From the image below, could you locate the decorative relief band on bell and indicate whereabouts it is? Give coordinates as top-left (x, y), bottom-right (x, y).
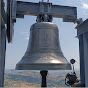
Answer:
top-left (30, 22), bottom-right (58, 30)
top-left (16, 63), bottom-right (71, 70)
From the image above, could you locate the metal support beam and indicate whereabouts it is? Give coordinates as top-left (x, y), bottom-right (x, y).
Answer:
top-left (7, 0), bottom-right (77, 43)
top-left (16, 1), bottom-right (77, 22)
top-left (76, 19), bottom-right (88, 36)
top-left (1, 0), bottom-right (7, 24)
top-left (0, 0), bottom-right (6, 87)
top-left (0, 26), bottom-right (6, 87)
top-left (0, 0), bottom-right (1, 85)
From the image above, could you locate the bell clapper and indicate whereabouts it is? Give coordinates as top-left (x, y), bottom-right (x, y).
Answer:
top-left (40, 70), bottom-right (48, 87)
top-left (65, 59), bottom-right (79, 86)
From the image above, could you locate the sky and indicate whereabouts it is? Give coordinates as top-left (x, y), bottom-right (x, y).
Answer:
top-left (4, 0), bottom-right (88, 70)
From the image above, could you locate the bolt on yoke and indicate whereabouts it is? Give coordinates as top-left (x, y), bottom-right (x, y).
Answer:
top-left (7, 0), bottom-right (77, 43)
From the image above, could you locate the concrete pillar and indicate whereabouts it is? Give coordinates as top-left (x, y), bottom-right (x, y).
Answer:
top-left (83, 32), bottom-right (88, 87)
top-left (79, 34), bottom-right (85, 84)
top-left (76, 19), bottom-right (88, 87)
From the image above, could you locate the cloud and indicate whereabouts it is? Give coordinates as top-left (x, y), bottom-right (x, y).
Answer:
top-left (80, 0), bottom-right (88, 9)
top-left (25, 37), bottom-right (29, 40)
top-left (20, 32), bottom-right (28, 35)
top-left (20, 32), bottom-right (29, 40)
top-left (82, 2), bottom-right (88, 9)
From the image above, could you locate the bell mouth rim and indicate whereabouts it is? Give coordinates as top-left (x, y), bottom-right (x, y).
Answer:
top-left (16, 63), bottom-right (72, 70)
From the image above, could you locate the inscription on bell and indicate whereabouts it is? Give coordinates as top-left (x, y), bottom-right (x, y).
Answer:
top-left (39, 29), bottom-right (51, 48)
top-left (39, 28), bottom-right (59, 49)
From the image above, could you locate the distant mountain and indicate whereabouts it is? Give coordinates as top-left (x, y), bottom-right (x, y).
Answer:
top-left (4, 69), bottom-right (80, 87)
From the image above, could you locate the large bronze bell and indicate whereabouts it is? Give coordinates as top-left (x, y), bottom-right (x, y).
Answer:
top-left (16, 22), bottom-right (71, 70)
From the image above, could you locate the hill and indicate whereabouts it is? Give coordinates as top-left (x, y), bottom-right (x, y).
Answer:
top-left (4, 69), bottom-right (80, 87)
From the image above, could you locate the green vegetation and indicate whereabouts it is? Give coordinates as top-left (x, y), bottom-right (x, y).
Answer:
top-left (4, 70), bottom-right (80, 87)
